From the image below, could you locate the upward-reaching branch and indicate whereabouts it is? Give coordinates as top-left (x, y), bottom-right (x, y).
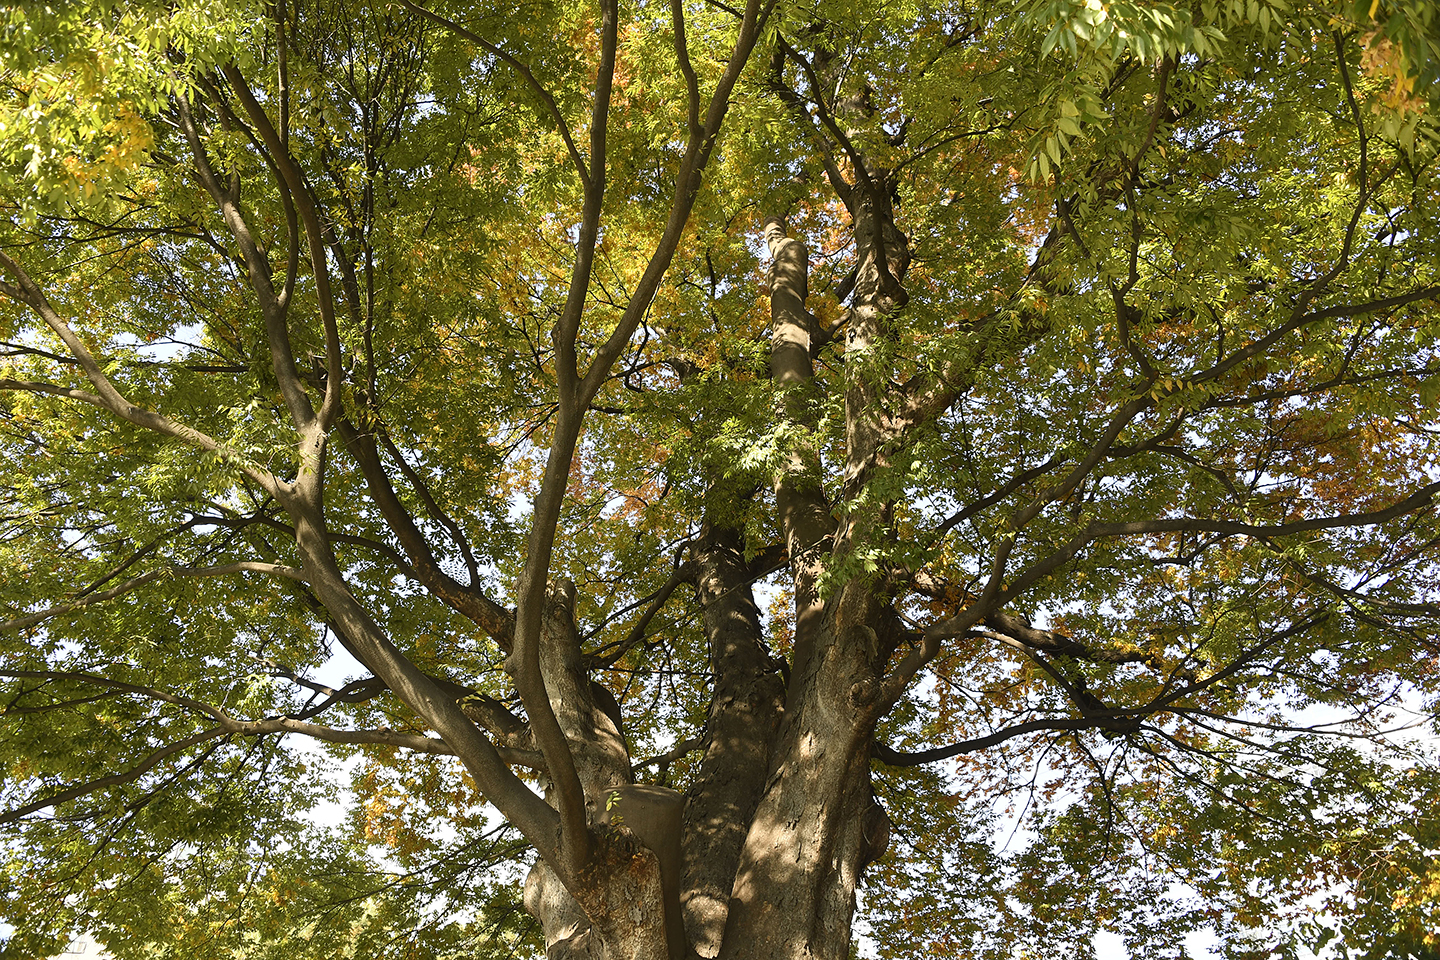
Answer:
top-left (336, 419), bottom-right (514, 644)
top-left (763, 217), bottom-right (835, 709)
top-left (578, 0), bottom-right (781, 407)
top-left (221, 66), bottom-right (346, 435)
top-left (275, 491), bottom-right (566, 869)
top-left (175, 95), bottom-right (314, 432)
top-left (507, 0), bottom-right (782, 875)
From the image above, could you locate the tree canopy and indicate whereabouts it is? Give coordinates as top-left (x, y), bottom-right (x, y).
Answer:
top-left (2, 1), bottom-right (1440, 958)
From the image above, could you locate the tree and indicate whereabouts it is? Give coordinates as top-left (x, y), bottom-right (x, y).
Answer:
top-left (2, 0), bottom-right (1440, 957)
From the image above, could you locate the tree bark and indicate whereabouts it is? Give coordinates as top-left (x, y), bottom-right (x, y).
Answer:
top-left (716, 614), bottom-right (881, 960)
top-left (762, 218), bottom-right (835, 719)
top-left (682, 523), bottom-right (785, 957)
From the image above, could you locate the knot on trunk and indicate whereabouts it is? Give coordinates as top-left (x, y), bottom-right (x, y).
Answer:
top-left (859, 797), bottom-right (891, 871)
top-left (847, 677), bottom-right (880, 709)
top-left (549, 577), bottom-right (578, 615)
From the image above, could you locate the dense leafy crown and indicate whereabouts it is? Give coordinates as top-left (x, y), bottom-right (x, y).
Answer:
top-left (1, 0), bottom-right (1439, 958)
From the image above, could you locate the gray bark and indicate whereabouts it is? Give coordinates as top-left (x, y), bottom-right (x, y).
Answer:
top-left (681, 524), bottom-right (785, 957)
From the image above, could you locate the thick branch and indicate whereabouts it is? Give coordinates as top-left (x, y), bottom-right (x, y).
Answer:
top-left (763, 217), bottom-right (835, 712)
top-left (277, 499), bottom-right (567, 872)
top-left (983, 611), bottom-right (1155, 666)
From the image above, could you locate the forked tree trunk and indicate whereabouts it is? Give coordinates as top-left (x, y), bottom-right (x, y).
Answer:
top-left (523, 207), bottom-right (905, 960)
top-left (524, 602), bottom-right (884, 960)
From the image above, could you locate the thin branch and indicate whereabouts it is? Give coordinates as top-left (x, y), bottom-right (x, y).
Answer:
top-left (872, 716), bottom-right (1108, 766)
top-left (926, 452), bottom-right (1068, 547)
top-left (193, 72), bottom-right (300, 310)
top-left (1191, 284), bottom-right (1440, 390)
top-left (1, 562), bottom-right (307, 633)
top-left (174, 95), bottom-right (314, 431)
top-left (396, 0), bottom-right (590, 186)
top-left (983, 482), bottom-right (1440, 621)
top-left (0, 727), bottom-right (230, 824)
top-left (577, 0), bottom-right (781, 407)
top-left (373, 423), bottom-right (482, 587)
top-left (670, 0), bottom-right (701, 144)
top-left (632, 734), bottom-right (704, 773)
top-left (586, 557), bottom-right (694, 668)
top-left (221, 66), bottom-right (345, 432)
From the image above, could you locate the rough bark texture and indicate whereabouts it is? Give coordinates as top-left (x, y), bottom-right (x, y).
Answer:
top-left (763, 219), bottom-right (836, 719)
top-left (715, 611), bottom-right (886, 960)
top-left (523, 581), bottom-right (679, 960)
top-left (710, 216), bottom-right (900, 960)
top-left (681, 524), bottom-right (785, 957)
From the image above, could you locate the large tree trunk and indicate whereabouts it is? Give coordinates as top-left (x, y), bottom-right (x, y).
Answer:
top-left (716, 613), bottom-right (884, 960)
top-left (716, 209), bottom-right (902, 960)
top-left (681, 522), bottom-right (786, 957)
top-left (522, 183), bottom-right (910, 960)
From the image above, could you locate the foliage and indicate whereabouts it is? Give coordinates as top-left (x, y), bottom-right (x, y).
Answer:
top-left (1, 0), bottom-right (1438, 958)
